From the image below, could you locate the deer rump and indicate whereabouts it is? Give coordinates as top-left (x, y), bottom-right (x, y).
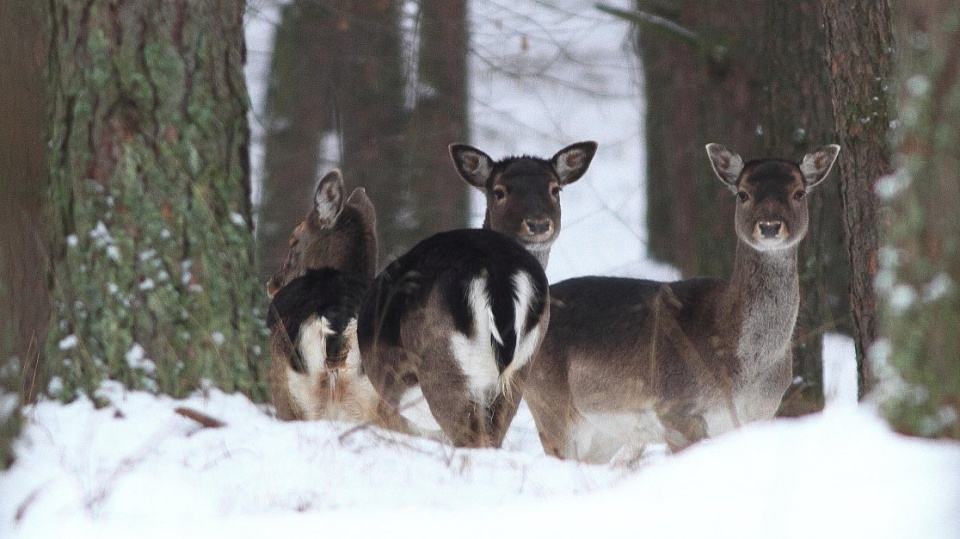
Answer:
top-left (357, 229), bottom-right (549, 446)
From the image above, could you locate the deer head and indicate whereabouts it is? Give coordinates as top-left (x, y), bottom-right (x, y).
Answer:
top-left (449, 141), bottom-right (597, 267)
top-left (266, 169), bottom-right (377, 297)
top-left (707, 143), bottom-right (840, 253)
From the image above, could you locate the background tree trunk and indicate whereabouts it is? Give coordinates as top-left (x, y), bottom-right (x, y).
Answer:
top-left (758, 0), bottom-right (849, 416)
top-left (405, 0), bottom-right (470, 236)
top-left (880, 0), bottom-right (960, 440)
top-left (822, 0), bottom-right (895, 397)
top-left (46, 0), bottom-right (267, 403)
top-left (0, 0), bottom-right (47, 468)
top-left (636, 0), bottom-right (764, 279)
top-left (256, 0), bottom-right (337, 281)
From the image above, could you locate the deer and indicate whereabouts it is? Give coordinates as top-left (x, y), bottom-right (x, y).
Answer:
top-left (449, 141), bottom-right (598, 268)
top-left (522, 143), bottom-right (841, 464)
top-left (265, 169), bottom-right (389, 424)
top-left (357, 228), bottom-right (550, 448)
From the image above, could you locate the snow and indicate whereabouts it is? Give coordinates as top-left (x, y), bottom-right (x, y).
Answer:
top-left (4, 2), bottom-right (957, 538)
top-left (3, 374), bottom-right (959, 539)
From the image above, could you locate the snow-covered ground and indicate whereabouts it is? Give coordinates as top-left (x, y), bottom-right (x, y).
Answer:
top-left (4, 2), bottom-right (957, 538)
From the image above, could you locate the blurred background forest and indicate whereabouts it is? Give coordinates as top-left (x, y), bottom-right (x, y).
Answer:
top-left (2, 0), bottom-right (958, 469)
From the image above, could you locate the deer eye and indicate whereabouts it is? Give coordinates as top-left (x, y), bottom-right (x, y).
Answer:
top-left (493, 187), bottom-right (507, 201)
top-left (737, 191), bottom-right (750, 203)
top-left (793, 190), bottom-right (806, 200)
top-left (551, 186), bottom-right (561, 198)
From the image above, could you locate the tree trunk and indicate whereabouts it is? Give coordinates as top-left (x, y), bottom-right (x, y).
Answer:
top-left (334, 1), bottom-right (411, 263)
top-left (822, 0), bottom-right (895, 396)
top-left (256, 0), bottom-right (337, 282)
top-left (406, 0), bottom-right (470, 236)
top-left (46, 0), bottom-right (267, 403)
top-left (759, 0), bottom-right (848, 416)
top-left (637, 0), bottom-right (764, 278)
top-left (0, 0), bottom-right (47, 468)
top-left (880, 0), bottom-right (960, 440)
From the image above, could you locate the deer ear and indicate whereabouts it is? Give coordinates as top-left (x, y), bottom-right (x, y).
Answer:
top-left (449, 144), bottom-right (493, 189)
top-left (800, 144), bottom-right (840, 190)
top-left (705, 143), bottom-right (744, 193)
top-left (551, 141), bottom-right (598, 185)
top-left (314, 169), bottom-right (346, 226)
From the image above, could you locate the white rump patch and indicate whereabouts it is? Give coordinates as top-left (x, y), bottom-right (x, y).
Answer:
top-left (449, 276), bottom-right (500, 401)
top-left (499, 271), bottom-right (543, 394)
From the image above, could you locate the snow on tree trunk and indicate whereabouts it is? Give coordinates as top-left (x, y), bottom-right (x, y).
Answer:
top-left (46, 0), bottom-right (268, 403)
top-left (878, 0), bottom-right (960, 440)
top-left (822, 0), bottom-right (895, 397)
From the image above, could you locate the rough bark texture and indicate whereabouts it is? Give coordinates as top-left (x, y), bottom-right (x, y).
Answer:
top-left (823, 0), bottom-right (894, 396)
top-left (759, 0), bottom-right (848, 416)
top-left (406, 0), bottom-right (470, 236)
top-left (881, 0), bottom-right (960, 439)
top-left (0, 0), bottom-right (47, 469)
top-left (46, 0), bottom-right (267, 402)
top-left (638, 0), bottom-right (764, 278)
top-left (256, 0), bottom-right (337, 282)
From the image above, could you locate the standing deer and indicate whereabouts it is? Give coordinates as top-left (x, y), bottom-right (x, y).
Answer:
top-left (449, 141), bottom-right (597, 268)
top-left (523, 143), bottom-right (840, 463)
top-left (357, 228), bottom-right (550, 447)
top-left (266, 169), bottom-right (385, 423)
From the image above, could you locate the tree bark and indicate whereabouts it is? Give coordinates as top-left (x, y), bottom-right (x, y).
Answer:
top-left (0, 0), bottom-right (47, 469)
top-left (46, 0), bottom-right (267, 402)
top-left (334, 0), bottom-right (411, 263)
top-left (406, 0), bottom-right (470, 236)
top-left (823, 0), bottom-right (895, 396)
top-left (759, 0), bottom-right (848, 416)
top-left (256, 0), bottom-right (337, 282)
top-left (637, 0), bottom-right (764, 278)
top-left (881, 0), bottom-right (960, 440)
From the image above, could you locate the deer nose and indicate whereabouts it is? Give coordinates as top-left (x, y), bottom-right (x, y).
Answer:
top-left (758, 221), bottom-right (782, 238)
top-left (525, 218), bottom-right (552, 236)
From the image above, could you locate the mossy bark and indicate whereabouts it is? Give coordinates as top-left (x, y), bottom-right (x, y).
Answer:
top-left (46, 0), bottom-right (268, 403)
top-left (880, 0), bottom-right (960, 439)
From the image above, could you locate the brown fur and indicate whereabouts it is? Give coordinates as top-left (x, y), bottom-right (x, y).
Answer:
top-left (524, 144), bottom-right (840, 463)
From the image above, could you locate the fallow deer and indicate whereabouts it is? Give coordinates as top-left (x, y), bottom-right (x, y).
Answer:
top-left (523, 143), bottom-right (840, 463)
top-left (266, 169), bottom-right (384, 423)
top-left (449, 141), bottom-right (598, 268)
top-left (357, 228), bottom-right (550, 448)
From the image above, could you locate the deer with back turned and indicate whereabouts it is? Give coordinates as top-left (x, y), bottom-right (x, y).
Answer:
top-left (522, 143), bottom-right (841, 463)
top-left (265, 169), bottom-right (386, 423)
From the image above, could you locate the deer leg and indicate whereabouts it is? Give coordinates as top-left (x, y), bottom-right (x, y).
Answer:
top-left (657, 402), bottom-right (708, 453)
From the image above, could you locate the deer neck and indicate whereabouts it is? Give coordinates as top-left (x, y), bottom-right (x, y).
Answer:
top-left (722, 240), bottom-right (800, 375)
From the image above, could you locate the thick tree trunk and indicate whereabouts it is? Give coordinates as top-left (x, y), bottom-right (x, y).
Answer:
top-left (335, 1), bottom-right (411, 263)
top-left (881, 0), bottom-right (960, 440)
top-left (823, 0), bottom-right (895, 396)
top-left (0, 0), bottom-right (47, 468)
top-left (638, 0), bottom-right (764, 278)
top-left (256, 0), bottom-right (337, 282)
top-left (46, 0), bottom-right (267, 402)
top-left (406, 0), bottom-right (470, 236)
top-left (759, 1), bottom-right (848, 416)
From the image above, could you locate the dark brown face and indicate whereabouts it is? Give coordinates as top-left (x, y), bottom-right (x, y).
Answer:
top-left (733, 160), bottom-right (810, 252)
top-left (486, 160), bottom-right (563, 252)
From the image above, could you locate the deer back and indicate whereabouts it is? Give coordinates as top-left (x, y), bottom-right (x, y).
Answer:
top-left (357, 228), bottom-right (549, 447)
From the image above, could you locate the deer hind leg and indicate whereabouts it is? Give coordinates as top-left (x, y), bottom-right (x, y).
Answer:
top-left (487, 368), bottom-right (527, 448)
top-left (657, 402), bottom-right (708, 453)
